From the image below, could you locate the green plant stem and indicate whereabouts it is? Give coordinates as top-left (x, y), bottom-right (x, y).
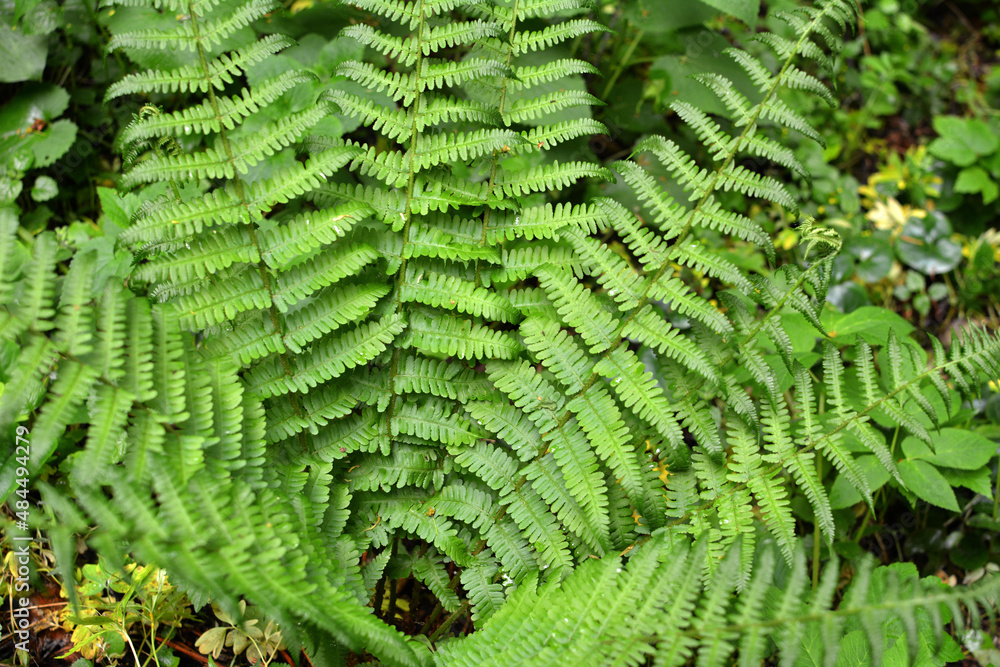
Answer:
top-left (875, 427), bottom-right (902, 528)
top-left (185, 1), bottom-right (310, 442)
top-left (122, 624), bottom-right (143, 667)
top-left (384, 0), bottom-right (428, 436)
top-left (601, 26), bottom-right (644, 102)
top-left (428, 601), bottom-right (471, 643)
top-left (853, 510), bottom-right (871, 543)
top-left (812, 453), bottom-right (822, 588)
top-left (423, 600), bottom-right (445, 632)
top-left (387, 576), bottom-right (398, 624)
top-left (423, 565), bottom-right (466, 635)
top-left (993, 459), bottom-right (1000, 521)
top-left (373, 576), bottom-right (386, 620)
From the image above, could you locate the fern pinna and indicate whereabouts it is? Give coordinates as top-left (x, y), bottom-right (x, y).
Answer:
top-left (1, 0), bottom-right (999, 665)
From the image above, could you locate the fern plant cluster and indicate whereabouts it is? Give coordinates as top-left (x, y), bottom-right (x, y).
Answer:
top-left (2, 0), bottom-right (1000, 664)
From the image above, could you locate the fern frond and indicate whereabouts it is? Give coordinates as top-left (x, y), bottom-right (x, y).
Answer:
top-left (418, 96), bottom-right (504, 132)
top-left (521, 118), bottom-right (608, 151)
top-left (505, 90), bottom-right (604, 124)
top-left (245, 313), bottom-right (404, 399)
top-left (336, 59), bottom-right (509, 105)
top-left (400, 268), bottom-right (521, 323)
top-left (491, 243), bottom-right (580, 284)
top-left (394, 354), bottom-right (496, 402)
top-left (408, 310), bottom-right (523, 360)
top-left (133, 228), bottom-right (257, 284)
top-left (510, 19), bottom-right (607, 54)
top-left (647, 275), bottom-right (733, 336)
top-left (620, 306), bottom-right (718, 385)
top-left (536, 267), bottom-right (618, 353)
top-left (344, 21), bottom-right (500, 67)
top-left (108, 0), bottom-right (276, 52)
top-left (118, 71), bottom-right (315, 146)
top-left (485, 202), bottom-right (601, 244)
top-left (559, 228), bottom-right (645, 309)
top-left (271, 244), bottom-right (378, 312)
top-left (510, 59), bottom-right (600, 90)
top-left (498, 161), bottom-right (614, 197)
top-left (413, 129), bottom-right (523, 171)
top-left (121, 105), bottom-right (329, 189)
top-left (594, 347), bottom-right (685, 452)
top-left (105, 34), bottom-right (294, 99)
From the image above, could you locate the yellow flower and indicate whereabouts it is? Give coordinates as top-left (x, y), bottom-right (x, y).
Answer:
top-left (866, 198), bottom-right (908, 231)
top-left (777, 228), bottom-right (798, 250)
top-left (866, 197), bottom-right (925, 233)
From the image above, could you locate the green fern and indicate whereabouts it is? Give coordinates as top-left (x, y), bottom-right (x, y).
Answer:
top-left (3, 0), bottom-right (1000, 665)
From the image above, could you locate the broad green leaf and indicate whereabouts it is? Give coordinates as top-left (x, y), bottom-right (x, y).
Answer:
top-left (928, 116), bottom-right (999, 167)
top-left (195, 626), bottom-right (229, 658)
top-left (697, 0), bottom-right (759, 26)
top-left (624, 0), bottom-right (716, 33)
top-left (847, 236), bottom-right (893, 282)
top-left (834, 630), bottom-right (871, 666)
top-left (940, 467), bottom-right (992, 497)
top-left (24, 118), bottom-right (76, 167)
top-left (0, 83), bottom-right (69, 133)
top-left (829, 454), bottom-right (891, 509)
top-left (30, 174), bottom-right (57, 201)
top-left (822, 306), bottom-right (914, 346)
top-left (901, 429), bottom-right (998, 470)
top-left (955, 166), bottom-right (999, 204)
top-left (897, 458), bottom-right (959, 511)
top-left (0, 18), bottom-right (47, 82)
top-left (504, 48), bottom-right (592, 128)
top-left (97, 187), bottom-right (131, 229)
top-left (14, 0), bottom-right (44, 25)
top-left (896, 212), bottom-right (962, 276)
top-left (0, 84), bottom-right (77, 167)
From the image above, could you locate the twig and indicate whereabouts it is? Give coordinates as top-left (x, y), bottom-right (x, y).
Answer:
top-left (155, 635), bottom-right (209, 664)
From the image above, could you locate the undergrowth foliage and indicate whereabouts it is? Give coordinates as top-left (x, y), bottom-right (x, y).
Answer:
top-left (2, 0), bottom-right (1000, 665)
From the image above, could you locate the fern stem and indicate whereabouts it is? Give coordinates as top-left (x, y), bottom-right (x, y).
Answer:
top-left (599, 27), bottom-right (643, 102)
top-left (424, 600), bottom-right (444, 631)
top-left (374, 573), bottom-right (386, 620)
top-left (384, 0), bottom-right (428, 435)
top-left (812, 454), bottom-right (822, 587)
top-left (184, 0), bottom-right (308, 431)
top-left (387, 574), bottom-right (398, 624)
top-left (994, 458), bottom-right (1000, 521)
top-left (852, 510), bottom-right (871, 543)
top-left (427, 601), bottom-right (470, 643)
top-left (474, 0), bottom-right (520, 289)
